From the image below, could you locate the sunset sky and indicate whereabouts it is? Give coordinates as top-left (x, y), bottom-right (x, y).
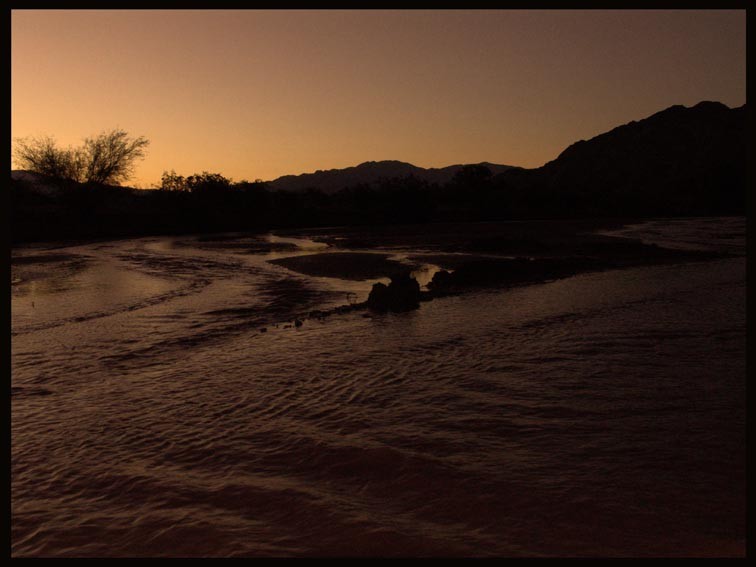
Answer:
top-left (11, 9), bottom-right (746, 188)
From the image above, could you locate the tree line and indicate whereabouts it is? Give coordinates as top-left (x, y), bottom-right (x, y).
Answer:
top-left (11, 126), bottom-right (746, 244)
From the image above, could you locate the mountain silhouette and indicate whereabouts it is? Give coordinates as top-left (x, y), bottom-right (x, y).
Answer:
top-left (11, 100), bottom-right (745, 243)
top-left (493, 101), bottom-right (746, 216)
top-left (267, 160), bottom-right (518, 193)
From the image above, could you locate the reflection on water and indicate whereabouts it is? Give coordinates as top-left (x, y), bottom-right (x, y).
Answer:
top-left (11, 218), bottom-right (745, 557)
top-left (263, 234), bottom-right (330, 260)
top-left (594, 216), bottom-right (746, 254)
top-left (409, 264), bottom-right (441, 288)
top-left (266, 233), bottom-right (330, 251)
top-left (386, 252), bottom-right (442, 289)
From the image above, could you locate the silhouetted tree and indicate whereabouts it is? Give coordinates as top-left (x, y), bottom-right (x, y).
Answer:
top-left (82, 129), bottom-right (149, 185)
top-left (13, 129), bottom-right (149, 186)
top-left (185, 172), bottom-right (232, 194)
top-left (13, 136), bottom-right (85, 183)
top-left (160, 170), bottom-right (188, 191)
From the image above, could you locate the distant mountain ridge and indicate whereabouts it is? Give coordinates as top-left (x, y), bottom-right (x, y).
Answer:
top-left (543, 100), bottom-right (744, 170)
top-left (11, 100), bottom-right (745, 240)
top-left (264, 100), bottom-right (744, 203)
top-left (266, 160), bottom-right (519, 193)
top-left (497, 100), bottom-right (746, 216)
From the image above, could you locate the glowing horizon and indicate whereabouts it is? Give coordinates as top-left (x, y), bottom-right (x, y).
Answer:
top-left (11, 9), bottom-right (746, 188)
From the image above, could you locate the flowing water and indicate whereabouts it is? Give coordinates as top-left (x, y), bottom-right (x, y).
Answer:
top-left (11, 217), bottom-right (745, 557)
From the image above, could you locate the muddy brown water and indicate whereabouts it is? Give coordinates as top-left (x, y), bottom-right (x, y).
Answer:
top-left (11, 217), bottom-right (745, 557)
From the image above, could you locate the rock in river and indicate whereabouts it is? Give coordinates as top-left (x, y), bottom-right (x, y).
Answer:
top-left (367, 273), bottom-right (421, 313)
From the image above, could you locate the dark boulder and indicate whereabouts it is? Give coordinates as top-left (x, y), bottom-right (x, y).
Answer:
top-left (427, 269), bottom-right (454, 292)
top-left (367, 282), bottom-right (390, 310)
top-left (367, 272), bottom-right (421, 312)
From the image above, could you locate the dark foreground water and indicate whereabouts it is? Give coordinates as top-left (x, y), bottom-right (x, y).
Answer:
top-left (11, 217), bottom-right (745, 557)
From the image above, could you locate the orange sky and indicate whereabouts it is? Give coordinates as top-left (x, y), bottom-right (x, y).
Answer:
top-left (11, 9), bottom-right (746, 188)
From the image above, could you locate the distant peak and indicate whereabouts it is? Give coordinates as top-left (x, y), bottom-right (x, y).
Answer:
top-left (639, 100), bottom-right (733, 123)
top-left (663, 104), bottom-right (687, 112)
top-left (356, 160), bottom-right (414, 167)
top-left (657, 101), bottom-right (730, 116)
top-left (691, 100), bottom-right (729, 111)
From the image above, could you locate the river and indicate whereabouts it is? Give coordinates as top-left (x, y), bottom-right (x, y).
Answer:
top-left (11, 216), bottom-right (745, 557)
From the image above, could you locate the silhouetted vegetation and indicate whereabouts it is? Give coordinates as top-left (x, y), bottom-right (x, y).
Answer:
top-left (10, 102), bottom-right (745, 244)
top-left (13, 136), bottom-right (83, 183)
top-left (14, 129), bottom-right (149, 187)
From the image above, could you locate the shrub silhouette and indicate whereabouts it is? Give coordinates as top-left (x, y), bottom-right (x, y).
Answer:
top-left (14, 129), bottom-right (149, 186)
top-left (82, 130), bottom-right (149, 185)
top-left (160, 170), bottom-right (188, 191)
top-left (185, 172), bottom-right (232, 194)
top-left (13, 136), bottom-right (85, 183)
